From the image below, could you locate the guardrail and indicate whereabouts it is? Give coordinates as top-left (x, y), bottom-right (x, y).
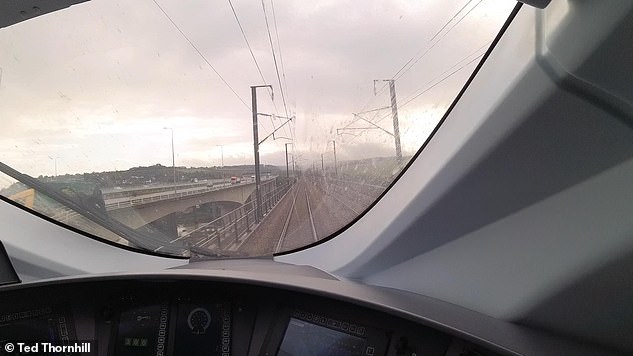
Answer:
top-left (104, 179), bottom-right (272, 210)
top-left (102, 181), bottom-right (219, 200)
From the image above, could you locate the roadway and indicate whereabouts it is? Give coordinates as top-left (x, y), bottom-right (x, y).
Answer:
top-left (102, 177), bottom-right (267, 211)
top-left (101, 179), bottom-right (226, 195)
top-left (104, 182), bottom-right (232, 209)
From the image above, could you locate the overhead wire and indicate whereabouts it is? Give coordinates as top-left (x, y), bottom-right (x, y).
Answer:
top-left (226, 0), bottom-right (284, 144)
top-left (393, 0), bottom-right (483, 83)
top-left (227, 0), bottom-right (268, 88)
top-left (428, 0), bottom-right (474, 42)
top-left (355, 0), bottom-right (481, 115)
top-left (344, 45), bottom-right (487, 145)
top-left (151, 0), bottom-right (250, 111)
top-left (352, 2), bottom-right (484, 134)
top-left (399, 53), bottom-right (483, 109)
top-left (270, 0), bottom-right (290, 100)
top-left (353, 2), bottom-right (486, 132)
top-left (261, 0), bottom-right (290, 122)
top-left (391, 0), bottom-right (474, 81)
top-left (379, 47), bottom-right (486, 125)
top-left (270, 0), bottom-right (293, 141)
top-left (398, 41), bottom-right (490, 105)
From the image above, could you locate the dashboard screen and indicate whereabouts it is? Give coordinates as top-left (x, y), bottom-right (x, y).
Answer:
top-left (278, 318), bottom-right (366, 356)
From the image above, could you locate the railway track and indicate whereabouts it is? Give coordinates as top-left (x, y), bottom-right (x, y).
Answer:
top-left (325, 189), bottom-right (360, 215)
top-left (311, 177), bottom-right (368, 215)
top-left (275, 181), bottom-right (317, 253)
top-left (236, 176), bottom-right (374, 255)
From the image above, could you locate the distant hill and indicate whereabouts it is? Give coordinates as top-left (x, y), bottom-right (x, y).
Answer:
top-left (37, 164), bottom-right (282, 188)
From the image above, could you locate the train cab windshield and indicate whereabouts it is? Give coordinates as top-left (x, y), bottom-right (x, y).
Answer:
top-left (0, 0), bottom-right (515, 258)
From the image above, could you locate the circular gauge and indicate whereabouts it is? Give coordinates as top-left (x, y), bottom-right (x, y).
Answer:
top-left (187, 307), bottom-right (211, 335)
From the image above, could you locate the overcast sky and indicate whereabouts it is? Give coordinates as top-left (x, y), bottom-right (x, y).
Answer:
top-left (0, 0), bottom-right (514, 177)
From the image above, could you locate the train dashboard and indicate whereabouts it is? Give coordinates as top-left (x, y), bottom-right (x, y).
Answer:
top-left (0, 260), bottom-right (613, 356)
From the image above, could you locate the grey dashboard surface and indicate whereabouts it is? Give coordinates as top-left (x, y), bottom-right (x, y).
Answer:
top-left (0, 261), bottom-right (619, 356)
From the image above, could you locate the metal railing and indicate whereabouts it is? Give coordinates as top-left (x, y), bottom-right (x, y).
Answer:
top-left (179, 179), bottom-right (295, 251)
top-left (102, 181), bottom-right (222, 200)
top-left (104, 178), bottom-right (273, 210)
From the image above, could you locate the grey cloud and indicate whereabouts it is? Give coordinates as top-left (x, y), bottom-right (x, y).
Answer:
top-left (0, 0), bottom-right (514, 175)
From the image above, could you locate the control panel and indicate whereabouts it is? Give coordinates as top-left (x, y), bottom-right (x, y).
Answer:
top-left (0, 277), bottom-right (503, 356)
top-left (110, 301), bottom-right (230, 356)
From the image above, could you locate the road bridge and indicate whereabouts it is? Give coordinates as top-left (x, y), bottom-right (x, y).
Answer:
top-left (104, 178), bottom-right (276, 229)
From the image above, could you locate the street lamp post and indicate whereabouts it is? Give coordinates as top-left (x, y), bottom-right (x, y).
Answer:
top-left (48, 156), bottom-right (59, 178)
top-left (164, 127), bottom-right (176, 193)
top-left (216, 145), bottom-right (224, 180)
